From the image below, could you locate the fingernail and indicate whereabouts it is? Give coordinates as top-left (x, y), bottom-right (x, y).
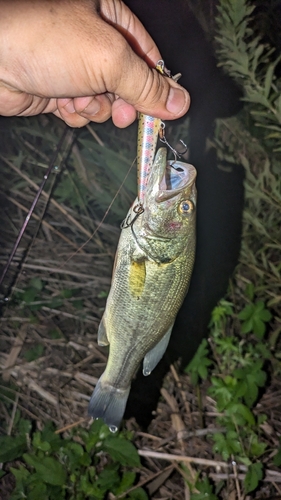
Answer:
top-left (166, 87), bottom-right (187, 115)
top-left (63, 101), bottom-right (76, 114)
top-left (82, 99), bottom-right (100, 117)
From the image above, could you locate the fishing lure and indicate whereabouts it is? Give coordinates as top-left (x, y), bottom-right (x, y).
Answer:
top-left (136, 60), bottom-right (185, 205)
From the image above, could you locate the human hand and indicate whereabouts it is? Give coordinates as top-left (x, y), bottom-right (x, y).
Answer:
top-left (0, 0), bottom-right (190, 128)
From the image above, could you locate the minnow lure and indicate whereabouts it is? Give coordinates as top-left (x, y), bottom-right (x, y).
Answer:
top-left (137, 60), bottom-right (173, 205)
top-left (88, 148), bottom-right (197, 431)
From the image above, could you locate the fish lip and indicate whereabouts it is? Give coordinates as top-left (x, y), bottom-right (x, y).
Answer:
top-left (156, 157), bottom-right (197, 202)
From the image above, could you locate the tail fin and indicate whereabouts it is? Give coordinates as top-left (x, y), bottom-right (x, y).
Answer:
top-left (88, 375), bottom-right (130, 433)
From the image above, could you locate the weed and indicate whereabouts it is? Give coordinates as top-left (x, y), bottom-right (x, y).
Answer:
top-left (0, 418), bottom-right (147, 500)
top-left (190, 476), bottom-right (219, 500)
top-left (185, 285), bottom-right (274, 495)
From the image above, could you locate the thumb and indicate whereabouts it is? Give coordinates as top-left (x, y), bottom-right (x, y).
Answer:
top-left (99, 0), bottom-right (190, 122)
top-left (112, 56), bottom-right (190, 123)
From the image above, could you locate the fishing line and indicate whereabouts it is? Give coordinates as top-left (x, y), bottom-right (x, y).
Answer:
top-left (60, 155), bottom-right (137, 267)
top-left (0, 126), bottom-right (137, 312)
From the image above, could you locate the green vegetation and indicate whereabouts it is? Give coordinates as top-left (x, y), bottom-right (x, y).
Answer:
top-left (183, 0), bottom-right (281, 496)
top-left (0, 417), bottom-right (146, 500)
top-left (185, 290), bottom-right (272, 495)
top-left (216, 0), bottom-right (281, 155)
top-left (1, 0), bottom-right (281, 498)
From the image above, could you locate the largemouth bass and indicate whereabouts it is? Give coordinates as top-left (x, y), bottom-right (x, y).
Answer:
top-left (88, 147), bottom-right (197, 431)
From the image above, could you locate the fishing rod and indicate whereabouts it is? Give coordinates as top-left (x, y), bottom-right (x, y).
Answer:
top-left (0, 126), bottom-right (75, 304)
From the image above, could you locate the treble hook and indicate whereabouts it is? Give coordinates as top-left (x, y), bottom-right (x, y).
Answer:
top-left (120, 203), bottom-right (144, 229)
top-left (154, 61), bottom-right (187, 165)
top-left (159, 122), bottom-right (188, 164)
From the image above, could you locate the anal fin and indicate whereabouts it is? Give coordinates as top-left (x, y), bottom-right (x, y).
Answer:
top-left (143, 324), bottom-right (173, 376)
top-left (97, 316), bottom-right (109, 346)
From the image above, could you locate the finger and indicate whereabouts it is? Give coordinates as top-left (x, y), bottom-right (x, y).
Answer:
top-left (106, 53), bottom-right (190, 121)
top-left (0, 82), bottom-right (51, 116)
top-left (100, 0), bottom-right (190, 120)
top-left (53, 106), bottom-right (90, 128)
top-left (111, 98), bottom-right (137, 128)
top-left (56, 93), bottom-right (114, 127)
top-left (77, 93), bottom-right (115, 122)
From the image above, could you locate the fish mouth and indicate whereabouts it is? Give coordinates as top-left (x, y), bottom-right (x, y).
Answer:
top-left (149, 148), bottom-right (196, 202)
top-left (158, 160), bottom-right (196, 200)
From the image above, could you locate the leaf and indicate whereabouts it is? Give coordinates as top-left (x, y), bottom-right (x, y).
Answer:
top-left (49, 298), bottom-right (64, 309)
top-left (18, 419), bottom-right (32, 435)
top-left (64, 442), bottom-right (91, 468)
top-left (238, 304), bottom-right (254, 320)
top-left (103, 436), bottom-right (141, 467)
top-left (0, 435), bottom-right (27, 463)
top-left (129, 487), bottom-right (149, 500)
top-left (114, 471), bottom-right (136, 495)
top-left (28, 278), bottom-right (44, 291)
top-left (48, 329), bottom-right (63, 339)
top-left (239, 301), bottom-right (272, 337)
top-left (245, 283), bottom-right (255, 301)
top-left (41, 423), bottom-right (62, 452)
top-left (249, 435), bottom-right (267, 457)
top-left (22, 287), bottom-right (38, 304)
top-left (226, 403), bottom-right (255, 425)
top-left (264, 62), bottom-right (275, 99)
top-left (84, 420), bottom-right (106, 452)
top-left (273, 447), bottom-right (281, 466)
top-left (251, 44), bottom-right (264, 73)
top-left (32, 431), bottom-right (52, 453)
top-left (243, 381), bottom-right (258, 407)
top-left (79, 473), bottom-right (99, 496)
top-left (190, 476), bottom-right (218, 500)
top-left (60, 289), bottom-right (74, 299)
top-left (252, 318), bottom-right (266, 338)
top-left (259, 309), bottom-right (272, 322)
top-left (10, 465), bottom-right (30, 483)
top-left (26, 481), bottom-right (47, 500)
top-left (212, 430), bottom-right (242, 462)
top-left (185, 339), bottom-right (212, 385)
top-left (23, 454), bottom-right (67, 486)
top-left (24, 344), bottom-right (44, 362)
top-left (72, 299), bottom-right (84, 310)
top-left (95, 464), bottom-right (120, 491)
top-left (208, 377), bottom-right (233, 410)
top-left (66, 442), bottom-right (84, 457)
top-left (244, 462), bottom-right (263, 494)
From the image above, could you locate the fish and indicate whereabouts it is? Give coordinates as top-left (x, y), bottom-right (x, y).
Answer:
top-left (88, 147), bottom-right (197, 432)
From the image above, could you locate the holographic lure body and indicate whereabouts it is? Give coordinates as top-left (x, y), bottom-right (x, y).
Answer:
top-left (136, 60), bottom-right (171, 205)
top-left (137, 113), bottom-right (162, 204)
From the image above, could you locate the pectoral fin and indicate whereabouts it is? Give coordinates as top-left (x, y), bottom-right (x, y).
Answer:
top-left (143, 324), bottom-right (173, 376)
top-left (97, 317), bottom-right (109, 346)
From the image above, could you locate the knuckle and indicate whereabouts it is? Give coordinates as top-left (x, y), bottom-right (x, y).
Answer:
top-left (136, 69), bottom-right (168, 109)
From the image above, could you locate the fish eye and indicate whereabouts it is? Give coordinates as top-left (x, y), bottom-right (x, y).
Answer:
top-left (178, 200), bottom-right (193, 215)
